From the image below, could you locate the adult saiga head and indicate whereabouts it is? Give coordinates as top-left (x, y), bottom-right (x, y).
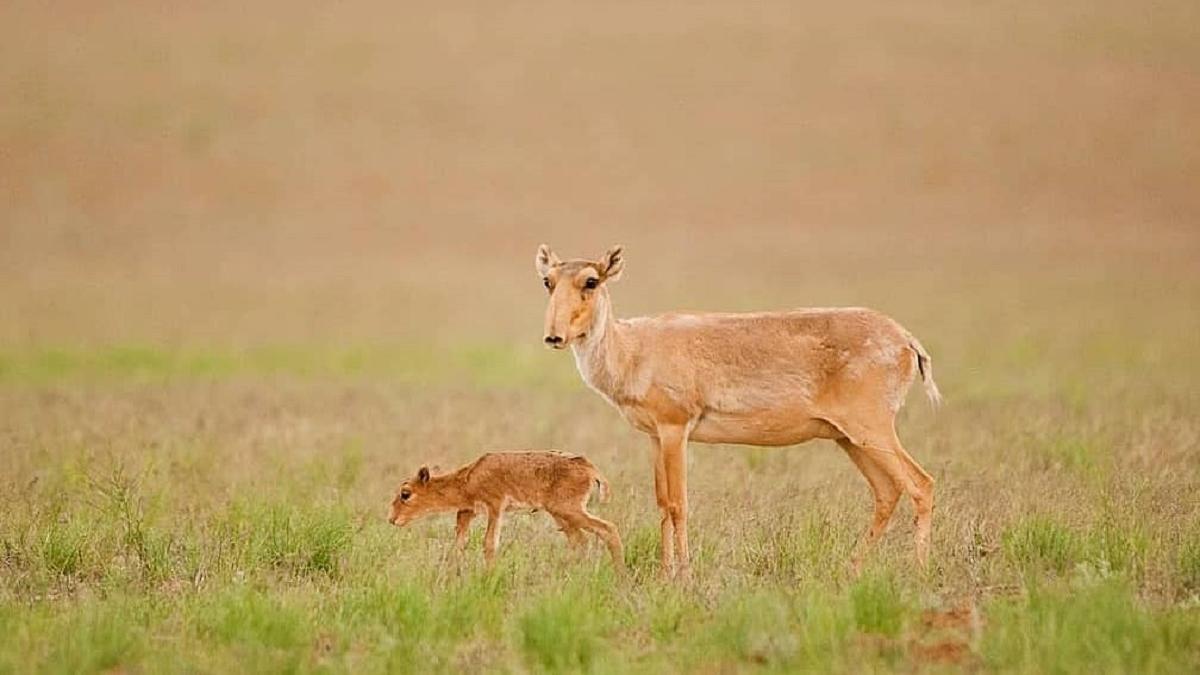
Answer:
top-left (535, 244), bottom-right (624, 349)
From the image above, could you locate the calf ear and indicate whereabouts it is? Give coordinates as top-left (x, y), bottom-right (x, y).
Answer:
top-left (417, 466), bottom-right (431, 484)
top-left (535, 244), bottom-right (560, 278)
top-left (599, 245), bottom-right (624, 282)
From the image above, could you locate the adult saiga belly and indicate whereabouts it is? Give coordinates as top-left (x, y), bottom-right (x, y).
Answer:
top-left (616, 374), bottom-right (841, 447)
top-left (689, 407), bottom-right (842, 446)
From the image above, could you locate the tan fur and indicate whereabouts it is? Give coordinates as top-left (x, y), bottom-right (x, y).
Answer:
top-left (388, 450), bottom-right (624, 569)
top-left (537, 244), bottom-right (940, 577)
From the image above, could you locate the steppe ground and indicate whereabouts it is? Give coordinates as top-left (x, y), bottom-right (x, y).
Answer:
top-left (2, 1), bottom-right (1199, 672)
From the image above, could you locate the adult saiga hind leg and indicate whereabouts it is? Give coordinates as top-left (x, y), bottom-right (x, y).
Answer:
top-left (887, 428), bottom-right (935, 566)
top-left (828, 414), bottom-right (935, 570)
top-left (837, 438), bottom-right (903, 574)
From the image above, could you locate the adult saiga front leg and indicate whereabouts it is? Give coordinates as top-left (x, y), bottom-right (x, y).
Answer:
top-left (656, 423), bottom-right (691, 579)
top-left (649, 433), bottom-right (675, 577)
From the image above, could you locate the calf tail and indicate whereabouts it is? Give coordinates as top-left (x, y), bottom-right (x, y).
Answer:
top-left (592, 473), bottom-right (611, 503)
top-left (910, 337), bottom-right (943, 409)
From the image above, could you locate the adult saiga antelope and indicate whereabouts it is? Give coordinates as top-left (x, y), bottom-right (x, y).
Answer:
top-left (536, 245), bottom-right (941, 578)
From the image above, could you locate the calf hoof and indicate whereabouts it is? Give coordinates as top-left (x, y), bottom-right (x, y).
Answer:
top-left (658, 562), bottom-right (676, 582)
top-left (849, 556), bottom-right (865, 578)
top-left (674, 564), bottom-right (694, 584)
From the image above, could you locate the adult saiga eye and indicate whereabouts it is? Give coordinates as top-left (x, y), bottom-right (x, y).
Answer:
top-left (584, 278), bottom-right (598, 290)
top-left (543, 277), bottom-right (551, 291)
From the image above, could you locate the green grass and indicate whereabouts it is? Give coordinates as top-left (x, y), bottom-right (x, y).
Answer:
top-left (39, 521), bottom-right (89, 578)
top-left (192, 587), bottom-right (310, 651)
top-left (43, 600), bottom-right (150, 675)
top-left (1001, 514), bottom-right (1151, 578)
top-left (1002, 517), bottom-right (1082, 574)
top-left (849, 572), bottom-right (908, 637)
top-left (1179, 526), bottom-right (1200, 594)
top-left (0, 344), bottom-right (579, 387)
top-left (741, 510), bottom-right (854, 584)
top-left (519, 581), bottom-right (612, 672)
top-left (702, 590), bottom-right (801, 668)
top-left (982, 579), bottom-right (1200, 673)
top-left (251, 503), bottom-right (355, 577)
top-left (0, 374), bottom-right (1195, 673)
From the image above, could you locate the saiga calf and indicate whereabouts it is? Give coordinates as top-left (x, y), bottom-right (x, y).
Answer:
top-left (388, 451), bottom-right (624, 570)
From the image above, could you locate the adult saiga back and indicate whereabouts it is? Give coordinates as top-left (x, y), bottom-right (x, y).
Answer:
top-left (536, 244), bottom-right (941, 578)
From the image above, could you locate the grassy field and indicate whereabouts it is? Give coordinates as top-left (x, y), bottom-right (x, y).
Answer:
top-left (3, 2), bottom-right (1200, 673)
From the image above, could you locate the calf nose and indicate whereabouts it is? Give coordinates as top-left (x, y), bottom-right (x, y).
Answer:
top-left (544, 335), bottom-right (564, 346)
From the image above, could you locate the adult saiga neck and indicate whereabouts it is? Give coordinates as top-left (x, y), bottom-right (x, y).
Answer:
top-left (570, 289), bottom-right (629, 399)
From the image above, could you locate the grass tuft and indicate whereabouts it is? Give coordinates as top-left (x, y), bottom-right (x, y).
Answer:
top-left (192, 587), bottom-right (309, 649)
top-left (44, 600), bottom-right (148, 675)
top-left (705, 590), bottom-right (799, 668)
top-left (742, 510), bottom-right (850, 584)
top-left (849, 572), bottom-right (908, 637)
top-left (40, 520), bottom-right (89, 578)
top-left (1179, 527), bottom-right (1200, 593)
top-left (252, 503), bottom-right (355, 577)
top-left (519, 581), bottom-right (609, 673)
top-left (622, 525), bottom-right (662, 580)
top-left (982, 579), bottom-right (1200, 672)
top-left (1084, 515), bottom-right (1146, 575)
top-left (646, 587), bottom-right (703, 644)
top-left (1002, 516), bottom-right (1081, 573)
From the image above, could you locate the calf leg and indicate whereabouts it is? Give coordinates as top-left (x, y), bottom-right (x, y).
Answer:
top-left (482, 506), bottom-right (504, 565)
top-left (565, 510), bottom-right (625, 572)
top-left (454, 509), bottom-right (476, 555)
top-left (552, 514), bottom-right (588, 552)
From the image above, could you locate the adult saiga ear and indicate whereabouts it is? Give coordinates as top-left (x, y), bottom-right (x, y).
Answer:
top-left (535, 244), bottom-right (561, 278)
top-left (599, 245), bottom-right (624, 282)
top-left (417, 466), bottom-right (431, 484)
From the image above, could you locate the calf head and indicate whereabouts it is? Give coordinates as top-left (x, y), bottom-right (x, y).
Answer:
top-left (388, 465), bottom-right (453, 526)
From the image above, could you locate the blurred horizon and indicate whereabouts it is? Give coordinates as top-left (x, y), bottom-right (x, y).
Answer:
top-left (3, 1), bottom-right (1197, 352)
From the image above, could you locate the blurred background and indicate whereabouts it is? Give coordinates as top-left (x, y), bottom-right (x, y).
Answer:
top-left (2, 8), bottom-right (1199, 669)
top-left (2, 1), bottom-right (1197, 375)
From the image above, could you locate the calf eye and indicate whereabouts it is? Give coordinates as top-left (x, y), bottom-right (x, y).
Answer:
top-left (400, 490), bottom-right (412, 501)
top-left (584, 278), bottom-right (598, 290)
top-left (542, 277), bottom-right (551, 290)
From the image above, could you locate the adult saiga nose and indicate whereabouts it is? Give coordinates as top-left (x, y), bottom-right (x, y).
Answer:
top-left (544, 335), bottom-right (564, 347)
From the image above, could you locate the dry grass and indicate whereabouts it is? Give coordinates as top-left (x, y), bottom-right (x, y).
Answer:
top-left (2, 1), bottom-right (1199, 672)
